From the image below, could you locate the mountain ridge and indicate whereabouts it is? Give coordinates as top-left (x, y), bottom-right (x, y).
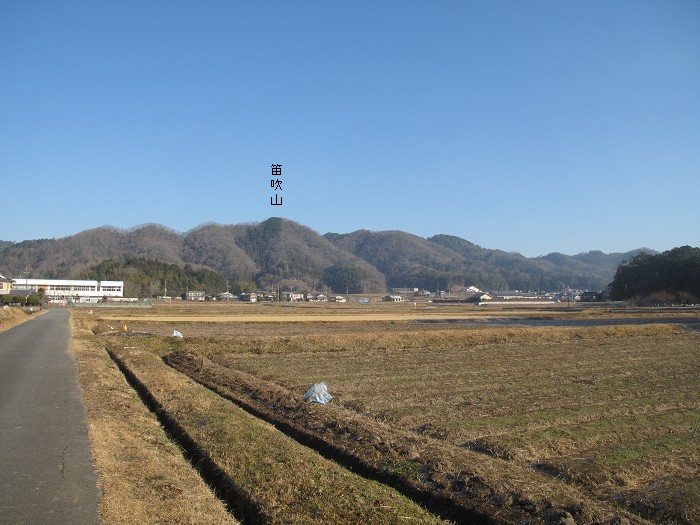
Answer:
top-left (0, 218), bottom-right (655, 293)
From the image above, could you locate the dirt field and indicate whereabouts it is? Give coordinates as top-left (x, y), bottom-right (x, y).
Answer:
top-left (207, 328), bottom-right (698, 522)
top-left (84, 302), bottom-right (700, 524)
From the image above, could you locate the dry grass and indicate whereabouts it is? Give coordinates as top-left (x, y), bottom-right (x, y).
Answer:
top-left (106, 341), bottom-right (448, 524)
top-left (210, 326), bottom-right (699, 524)
top-left (70, 312), bottom-right (238, 525)
top-left (166, 350), bottom-right (652, 524)
top-left (83, 303), bottom-right (699, 523)
top-left (95, 300), bottom-right (700, 323)
top-left (107, 321), bottom-right (682, 355)
top-left (0, 306), bottom-right (45, 332)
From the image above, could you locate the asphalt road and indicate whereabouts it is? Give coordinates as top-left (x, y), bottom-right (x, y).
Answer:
top-left (0, 309), bottom-right (100, 525)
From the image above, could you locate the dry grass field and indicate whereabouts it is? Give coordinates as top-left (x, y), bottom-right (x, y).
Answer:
top-left (79, 300), bottom-right (700, 524)
top-left (70, 313), bottom-right (239, 525)
top-left (0, 306), bottom-right (45, 332)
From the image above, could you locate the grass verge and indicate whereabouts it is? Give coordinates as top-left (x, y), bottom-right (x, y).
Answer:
top-left (0, 306), bottom-right (45, 332)
top-left (70, 312), bottom-right (238, 525)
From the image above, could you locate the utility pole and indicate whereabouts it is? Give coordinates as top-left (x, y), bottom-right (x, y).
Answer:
top-left (22, 267), bottom-right (30, 305)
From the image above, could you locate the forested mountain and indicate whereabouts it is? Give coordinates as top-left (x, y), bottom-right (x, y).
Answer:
top-left (324, 231), bottom-right (651, 292)
top-left (199, 218), bottom-right (386, 292)
top-left (182, 223), bottom-right (258, 281)
top-left (610, 246), bottom-right (700, 304)
top-left (429, 235), bottom-right (652, 291)
top-left (77, 258), bottom-right (230, 298)
top-left (325, 230), bottom-right (465, 290)
top-left (0, 225), bottom-right (184, 279)
top-left (0, 217), bottom-right (653, 295)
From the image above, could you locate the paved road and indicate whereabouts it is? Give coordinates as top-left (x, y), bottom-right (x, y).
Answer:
top-left (0, 309), bottom-right (100, 524)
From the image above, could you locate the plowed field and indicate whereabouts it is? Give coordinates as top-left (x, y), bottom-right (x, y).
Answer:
top-left (91, 302), bottom-right (700, 524)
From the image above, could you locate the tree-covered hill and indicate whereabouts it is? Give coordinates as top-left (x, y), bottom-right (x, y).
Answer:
top-left (610, 246), bottom-right (700, 304)
top-left (325, 230), bottom-right (464, 291)
top-left (182, 223), bottom-right (258, 282)
top-left (323, 230), bottom-right (646, 292)
top-left (0, 225), bottom-right (184, 279)
top-left (78, 258), bottom-right (229, 298)
top-left (226, 218), bottom-right (386, 292)
top-left (0, 218), bottom-right (654, 294)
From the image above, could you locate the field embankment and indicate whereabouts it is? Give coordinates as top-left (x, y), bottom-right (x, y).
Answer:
top-left (70, 313), bottom-right (238, 525)
top-left (0, 306), bottom-right (44, 332)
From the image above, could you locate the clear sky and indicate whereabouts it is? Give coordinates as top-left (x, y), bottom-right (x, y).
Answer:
top-left (2, 1), bottom-right (699, 257)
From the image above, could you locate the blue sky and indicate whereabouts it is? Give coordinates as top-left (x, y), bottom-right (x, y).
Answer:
top-left (1, 1), bottom-right (698, 257)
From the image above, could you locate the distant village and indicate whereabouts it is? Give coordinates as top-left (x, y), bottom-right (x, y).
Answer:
top-left (0, 274), bottom-right (606, 305)
top-left (213, 287), bottom-right (605, 305)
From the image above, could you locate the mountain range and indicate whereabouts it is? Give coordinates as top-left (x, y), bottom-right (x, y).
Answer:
top-left (0, 217), bottom-right (652, 294)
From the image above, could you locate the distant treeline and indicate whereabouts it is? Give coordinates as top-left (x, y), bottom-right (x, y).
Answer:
top-left (1, 294), bottom-right (42, 306)
top-left (609, 246), bottom-right (700, 305)
top-left (79, 258), bottom-right (254, 298)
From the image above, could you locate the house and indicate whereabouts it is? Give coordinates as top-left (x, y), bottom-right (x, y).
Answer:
top-left (465, 293), bottom-right (493, 303)
top-left (332, 296), bottom-right (347, 303)
top-left (383, 294), bottom-right (404, 302)
top-left (240, 292), bottom-right (257, 302)
top-left (490, 291), bottom-right (540, 300)
top-left (186, 290), bottom-right (206, 301)
top-left (283, 292), bottom-right (304, 302)
top-left (316, 294), bottom-right (328, 302)
top-left (0, 274), bottom-right (14, 295)
top-left (215, 292), bottom-right (237, 301)
top-left (578, 291), bottom-right (604, 302)
top-left (392, 287), bottom-right (418, 295)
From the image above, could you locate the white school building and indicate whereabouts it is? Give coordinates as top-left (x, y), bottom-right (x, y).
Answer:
top-left (11, 278), bottom-right (124, 304)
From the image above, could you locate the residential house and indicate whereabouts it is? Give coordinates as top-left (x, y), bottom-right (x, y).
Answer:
top-left (392, 287), bottom-right (418, 295)
top-left (240, 292), bottom-right (257, 302)
top-left (0, 274), bottom-right (14, 295)
top-left (215, 292), bottom-right (237, 301)
top-left (578, 291), bottom-right (604, 302)
top-left (186, 290), bottom-right (206, 301)
top-left (465, 293), bottom-right (493, 303)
